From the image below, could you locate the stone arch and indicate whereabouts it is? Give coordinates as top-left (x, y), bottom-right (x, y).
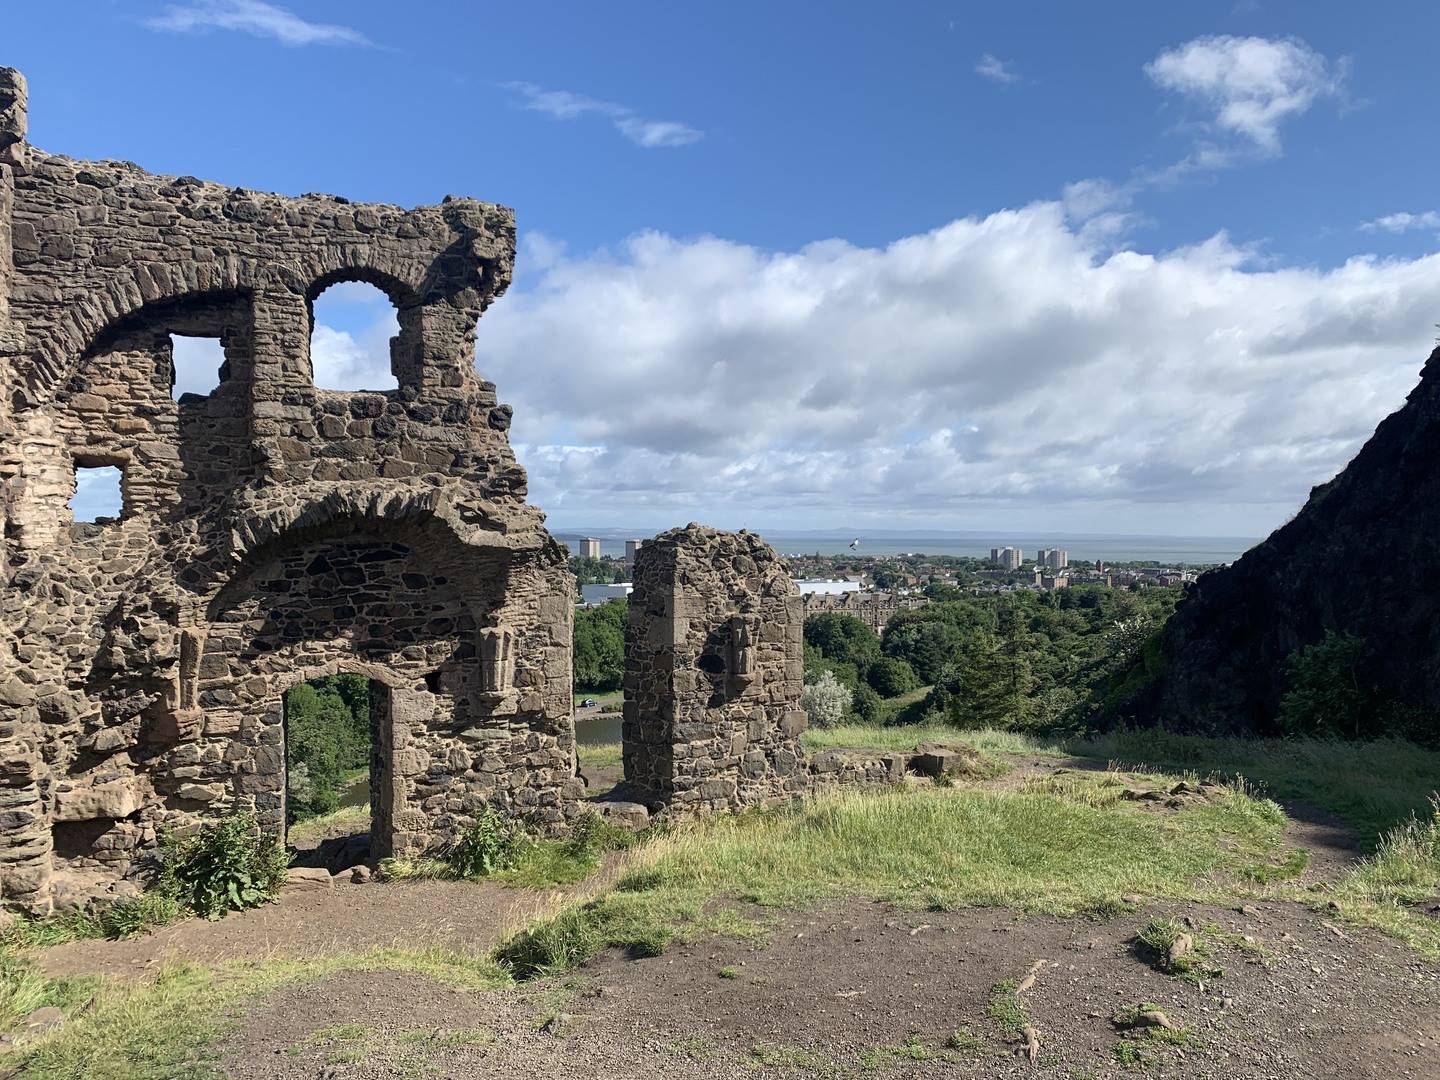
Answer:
top-left (15, 230), bottom-right (487, 410)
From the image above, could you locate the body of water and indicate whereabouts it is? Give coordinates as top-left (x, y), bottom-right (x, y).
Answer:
top-left (555, 530), bottom-right (1258, 565)
top-left (576, 713), bottom-right (622, 746)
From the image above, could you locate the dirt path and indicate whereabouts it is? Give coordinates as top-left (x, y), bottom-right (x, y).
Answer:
top-left (219, 897), bottom-right (1440, 1079)
top-left (38, 878), bottom-right (545, 981)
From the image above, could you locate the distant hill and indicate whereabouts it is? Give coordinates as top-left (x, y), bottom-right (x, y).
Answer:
top-left (1132, 345), bottom-right (1440, 735)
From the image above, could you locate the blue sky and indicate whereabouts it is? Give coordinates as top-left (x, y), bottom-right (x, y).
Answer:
top-left (17, 2), bottom-right (1440, 537)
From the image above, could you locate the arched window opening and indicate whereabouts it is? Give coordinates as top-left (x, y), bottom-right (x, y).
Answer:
top-left (170, 335), bottom-right (227, 401)
top-left (69, 463), bottom-right (124, 523)
top-left (309, 281), bottom-right (401, 391)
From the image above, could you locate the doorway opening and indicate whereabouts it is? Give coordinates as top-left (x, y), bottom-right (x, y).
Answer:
top-left (283, 674), bottom-right (394, 873)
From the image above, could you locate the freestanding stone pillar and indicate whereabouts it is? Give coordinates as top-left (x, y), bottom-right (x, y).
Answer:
top-left (622, 525), bottom-right (808, 812)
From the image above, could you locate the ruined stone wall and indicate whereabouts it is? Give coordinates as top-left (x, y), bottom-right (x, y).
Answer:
top-left (0, 68), bottom-right (577, 910)
top-left (622, 525), bottom-right (808, 813)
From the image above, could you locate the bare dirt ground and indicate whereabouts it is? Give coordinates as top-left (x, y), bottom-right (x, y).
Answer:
top-left (218, 898), bottom-right (1440, 1080)
top-left (34, 755), bottom-right (1436, 1079)
top-left (37, 879), bottom-right (538, 982)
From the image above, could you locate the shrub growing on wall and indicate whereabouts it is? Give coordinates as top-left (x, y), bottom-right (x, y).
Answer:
top-left (157, 814), bottom-right (289, 920)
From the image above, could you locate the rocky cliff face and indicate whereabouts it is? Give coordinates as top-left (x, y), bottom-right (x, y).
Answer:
top-left (1138, 345), bottom-right (1440, 734)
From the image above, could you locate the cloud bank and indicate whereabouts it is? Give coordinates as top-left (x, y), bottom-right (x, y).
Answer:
top-left (454, 206), bottom-right (1434, 533)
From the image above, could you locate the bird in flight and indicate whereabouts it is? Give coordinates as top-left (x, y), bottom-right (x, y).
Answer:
top-left (849, 538), bottom-right (860, 549)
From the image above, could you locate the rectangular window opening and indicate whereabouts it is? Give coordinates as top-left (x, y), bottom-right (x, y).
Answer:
top-left (70, 463), bottom-right (124, 523)
top-left (171, 335), bottom-right (227, 402)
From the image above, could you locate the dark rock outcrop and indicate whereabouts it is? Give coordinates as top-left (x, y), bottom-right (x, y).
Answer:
top-left (1137, 346), bottom-right (1440, 734)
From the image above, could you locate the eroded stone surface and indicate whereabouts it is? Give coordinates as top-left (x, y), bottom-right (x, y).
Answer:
top-left (0, 67), bottom-right (577, 910)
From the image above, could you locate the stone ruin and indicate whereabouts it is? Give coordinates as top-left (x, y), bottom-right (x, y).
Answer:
top-left (622, 526), bottom-right (809, 811)
top-left (0, 68), bottom-right (927, 913)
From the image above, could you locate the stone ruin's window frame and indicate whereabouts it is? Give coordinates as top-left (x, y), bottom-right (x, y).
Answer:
top-left (68, 453), bottom-right (129, 524)
top-left (168, 333), bottom-right (229, 403)
top-left (305, 270), bottom-right (415, 394)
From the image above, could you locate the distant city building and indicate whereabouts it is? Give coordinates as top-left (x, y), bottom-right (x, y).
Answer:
top-left (580, 582), bottom-right (633, 606)
top-left (625, 538), bottom-right (644, 565)
top-left (797, 580), bottom-right (863, 595)
top-left (1037, 548), bottom-right (1068, 569)
top-left (577, 537), bottom-right (602, 560)
top-left (990, 546), bottom-right (1023, 570)
top-left (801, 590), bottom-right (928, 632)
top-left (1040, 573), bottom-right (1068, 591)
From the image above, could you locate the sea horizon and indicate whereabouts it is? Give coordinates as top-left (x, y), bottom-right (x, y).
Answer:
top-left (552, 527), bottom-right (1261, 565)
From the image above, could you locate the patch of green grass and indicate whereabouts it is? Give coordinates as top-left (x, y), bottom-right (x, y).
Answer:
top-left (1061, 727), bottom-right (1440, 846)
top-left (664, 1034), bottom-right (716, 1061)
top-left (802, 720), bottom-right (950, 754)
top-left (3, 946), bottom-right (512, 1079)
top-left (747, 1043), bottom-right (829, 1071)
top-left (718, 965), bottom-right (741, 979)
top-left (287, 802), bottom-right (370, 846)
top-left (1133, 919), bottom-right (1222, 984)
top-left (2, 912), bottom-right (104, 950)
top-left (395, 1026), bottom-right (493, 1048)
top-left (577, 740), bottom-right (623, 771)
top-left (100, 893), bottom-right (187, 940)
top-left (1112, 1040), bottom-right (1151, 1070)
top-left (859, 1033), bottom-right (971, 1068)
top-left (946, 1027), bottom-right (982, 1052)
top-left (382, 812), bottom-right (637, 890)
top-left (985, 979), bottom-right (1031, 1038)
top-left (1322, 801), bottom-right (1440, 957)
top-left (496, 779), bottom-right (1291, 980)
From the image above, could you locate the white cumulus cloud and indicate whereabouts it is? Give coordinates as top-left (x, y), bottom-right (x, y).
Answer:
top-left (460, 208), bottom-right (1440, 534)
top-left (1361, 210), bottom-right (1440, 235)
top-left (1145, 35), bottom-right (1345, 159)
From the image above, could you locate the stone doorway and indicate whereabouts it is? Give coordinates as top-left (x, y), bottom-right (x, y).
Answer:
top-left (283, 675), bottom-right (398, 874)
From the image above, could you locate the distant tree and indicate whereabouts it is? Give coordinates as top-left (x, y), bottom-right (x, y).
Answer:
top-left (801, 670), bottom-right (853, 729)
top-left (284, 680), bottom-right (368, 821)
top-left (866, 656), bottom-right (920, 698)
top-left (803, 613), bottom-right (881, 671)
top-left (573, 598), bottom-right (626, 691)
top-left (1278, 631), bottom-right (1379, 740)
top-left (944, 644), bottom-right (1034, 731)
top-left (850, 682), bottom-right (882, 723)
top-left (882, 620), bottom-right (967, 684)
top-left (568, 556), bottom-right (626, 596)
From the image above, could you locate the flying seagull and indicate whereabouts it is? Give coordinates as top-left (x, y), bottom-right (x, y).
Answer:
top-left (849, 538), bottom-right (860, 549)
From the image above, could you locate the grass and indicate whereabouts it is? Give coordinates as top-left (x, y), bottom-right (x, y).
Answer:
top-left (381, 812), bottom-right (638, 890)
top-left (1320, 799), bottom-right (1440, 956)
top-left (1133, 919), bottom-right (1222, 984)
top-left (576, 740), bottom-right (623, 771)
top-left (288, 802), bottom-right (370, 846)
top-left (495, 775), bottom-right (1292, 979)
top-left (1061, 727), bottom-right (1440, 846)
top-left (985, 979), bottom-right (1032, 1038)
top-left (804, 722), bottom-right (1436, 848)
top-left (3, 946), bottom-right (513, 1079)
